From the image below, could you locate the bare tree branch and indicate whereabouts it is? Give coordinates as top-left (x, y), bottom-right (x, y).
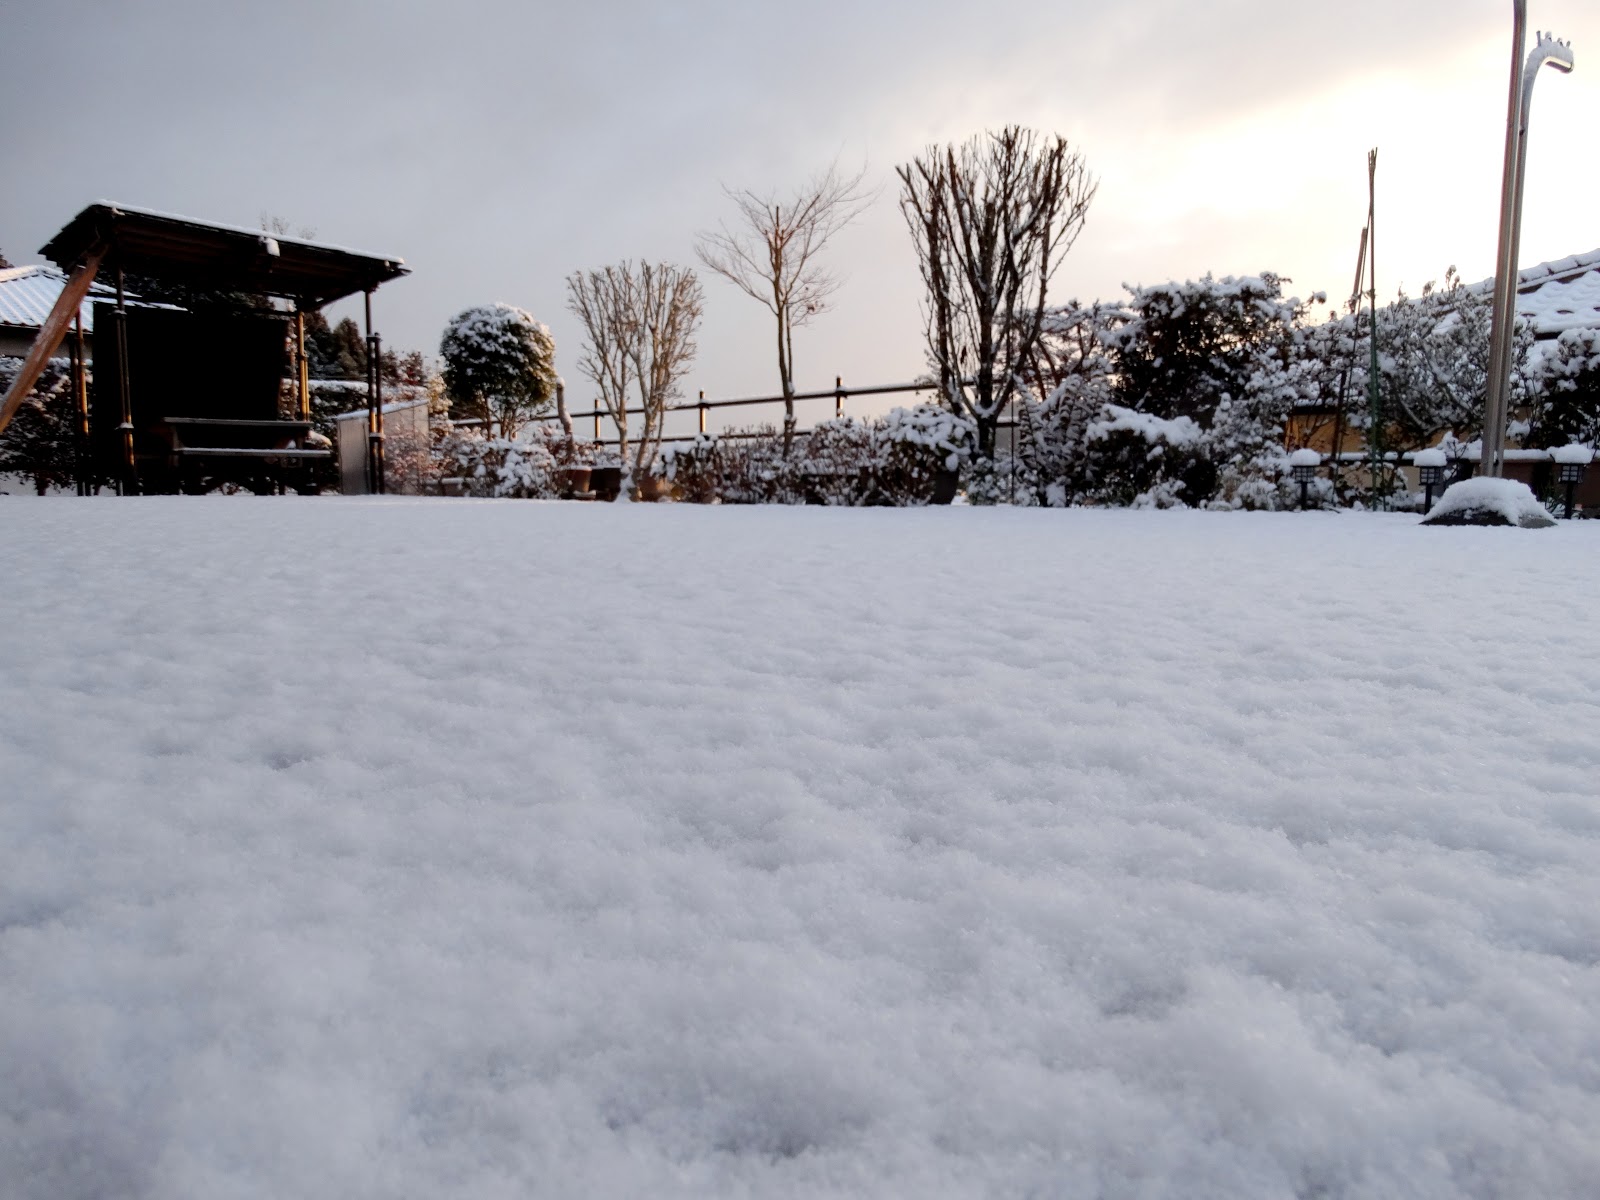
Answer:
top-left (695, 162), bottom-right (872, 450)
top-left (567, 262), bottom-right (703, 497)
top-left (898, 127), bottom-right (1097, 458)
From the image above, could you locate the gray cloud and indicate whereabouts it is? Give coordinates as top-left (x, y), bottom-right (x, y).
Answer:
top-left (3, 0), bottom-right (1594, 406)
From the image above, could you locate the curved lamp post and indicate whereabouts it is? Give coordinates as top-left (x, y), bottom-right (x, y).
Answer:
top-left (1483, 4), bottom-right (1573, 479)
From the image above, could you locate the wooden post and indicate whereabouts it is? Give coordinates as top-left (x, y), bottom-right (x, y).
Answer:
top-left (72, 314), bottom-right (89, 494)
top-left (295, 310), bottom-right (310, 422)
top-left (0, 248), bottom-right (105, 438)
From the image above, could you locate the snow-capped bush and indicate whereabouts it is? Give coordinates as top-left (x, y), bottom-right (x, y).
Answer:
top-left (437, 432), bottom-right (557, 499)
top-left (1529, 328), bottom-right (1600, 450)
top-left (662, 406), bottom-right (975, 506)
top-left (439, 304), bottom-right (557, 438)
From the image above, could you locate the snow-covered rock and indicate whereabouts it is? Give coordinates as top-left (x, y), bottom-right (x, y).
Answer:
top-left (1421, 476), bottom-right (1556, 527)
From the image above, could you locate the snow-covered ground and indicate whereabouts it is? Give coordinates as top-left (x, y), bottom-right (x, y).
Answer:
top-left (4, 499), bottom-right (1599, 1199)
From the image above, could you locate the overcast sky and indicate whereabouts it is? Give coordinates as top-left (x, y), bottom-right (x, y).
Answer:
top-left (3, 0), bottom-right (1596, 419)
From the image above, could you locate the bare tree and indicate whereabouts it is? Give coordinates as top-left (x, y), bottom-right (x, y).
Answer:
top-left (567, 262), bottom-right (703, 498)
top-left (898, 127), bottom-right (1097, 457)
top-left (696, 163), bottom-right (871, 450)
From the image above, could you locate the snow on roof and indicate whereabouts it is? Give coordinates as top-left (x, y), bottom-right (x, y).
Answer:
top-left (0, 264), bottom-right (118, 334)
top-left (332, 394), bottom-right (430, 421)
top-left (80, 200), bottom-right (406, 271)
top-left (1472, 247), bottom-right (1600, 338)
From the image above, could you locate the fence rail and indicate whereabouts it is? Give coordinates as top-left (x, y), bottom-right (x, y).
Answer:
top-left (536, 378), bottom-right (960, 446)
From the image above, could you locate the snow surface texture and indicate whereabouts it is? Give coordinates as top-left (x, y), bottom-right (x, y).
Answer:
top-left (1423, 477), bottom-right (1558, 528)
top-left (4, 501), bottom-right (1599, 1199)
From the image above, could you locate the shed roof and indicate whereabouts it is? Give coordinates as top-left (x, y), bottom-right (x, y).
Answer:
top-left (40, 202), bottom-right (408, 307)
top-left (0, 264), bottom-right (130, 335)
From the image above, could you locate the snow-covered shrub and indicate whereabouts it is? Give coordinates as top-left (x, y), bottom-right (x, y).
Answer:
top-left (436, 432), bottom-right (558, 498)
top-left (1529, 328), bottom-right (1600, 449)
top-left (662, 407), bottom-right (975, 506)
top-left (439, 304), bottom-right (557, 438)
top-left (1073, 404), bottom-right (1213, 507)
top-left (1019, 276), bottom-right (1329, 508)
top-left (871, 405), bottom-right (975, 505)
top-left (0, 356), bottom-right (76, 495)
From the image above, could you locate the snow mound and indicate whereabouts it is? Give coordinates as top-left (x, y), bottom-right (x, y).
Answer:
top-left (1421, 477), bottom-right (1556, 527)
top-left (1287, 448), bottom-right (1322, 468)
top-left (1551, 443), bottom-right (1595, 466)
top-left (1413, 447), bottom-right (1448, 469)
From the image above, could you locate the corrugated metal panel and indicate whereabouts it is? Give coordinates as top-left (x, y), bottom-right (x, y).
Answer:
top-left (0, 265), bottom-right (113, 334)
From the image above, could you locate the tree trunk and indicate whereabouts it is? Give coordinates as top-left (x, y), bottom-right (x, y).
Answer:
top-left (555, 380), bottom-right (573, 438)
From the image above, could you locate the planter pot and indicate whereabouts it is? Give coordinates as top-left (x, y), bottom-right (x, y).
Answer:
top-left (555, 466), bottom-right (592, 498)
top-left (931, 468), bottom-right (960, 506)
top-left (637, 474), bottom-right (676, 503)
top-left (589, 466), bottom-right (623, 502)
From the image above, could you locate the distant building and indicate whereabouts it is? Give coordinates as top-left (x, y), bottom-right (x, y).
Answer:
top-left (0, 264), bottom-right (126, 360)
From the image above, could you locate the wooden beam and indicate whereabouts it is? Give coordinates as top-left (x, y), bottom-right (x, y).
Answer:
top-left (0, 249), bottom-right (106, 438)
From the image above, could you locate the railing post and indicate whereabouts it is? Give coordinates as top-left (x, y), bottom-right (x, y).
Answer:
top-left (698, 390), bottom-right (707, 435)
top-left (835, 375), bottom-right (844, 419)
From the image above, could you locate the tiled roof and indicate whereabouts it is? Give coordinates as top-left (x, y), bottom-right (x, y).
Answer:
top-left (1471, 248), bottom-right (1600, 337)
top-left (1515, 259), bottom-right (1600, 337)
top-left (0, 264), bottom-right (120, 334)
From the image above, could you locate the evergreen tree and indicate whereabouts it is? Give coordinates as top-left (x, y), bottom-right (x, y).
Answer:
top-left (439, 305), bottom-right (556, 438)
top-left (0, 358), bottom-right (76, 494)
top-left (1529, 328), bottom-right (1600, 449)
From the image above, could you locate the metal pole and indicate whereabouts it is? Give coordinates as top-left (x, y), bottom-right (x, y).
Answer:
top-left (835, 375), bottom-right (844, 419)
top-left (1485, 14), bottom-right (1574, 479)
top-left (72, 313), bottom-right (89, 494)
top-left (1484, 1), bottom-right (1530, 480)
top-left (114, 260), bottom-right (135, 495)
top-left (364, 289), bottom-right (385, 495)
top-left (1365, 149), bottom-right (1383, 508)
top-left (698, 390), bottom-right (707, 435)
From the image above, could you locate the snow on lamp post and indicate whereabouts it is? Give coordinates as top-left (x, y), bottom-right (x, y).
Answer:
top-left (1415, 447), bottom-right (1447, 513)
top-left (1552, 443), bottom-right (1592, 519)
top-left (1482, 3), bottom-right (1573, 479)
top-left (1288, 448), bottom-right (1322, 510)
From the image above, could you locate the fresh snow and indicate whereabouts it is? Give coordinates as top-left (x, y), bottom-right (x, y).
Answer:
top-left (1551, 443), bottom-right (1595, 466)
top-left (1287, 447), bottom-right (1322, 468)
top-left (1086, 404), bottom-right (1202, 448)
top-left (3, 500), bottom-right (1600, 1198)
top-left (1413, 447), bottom-right (1448, 469)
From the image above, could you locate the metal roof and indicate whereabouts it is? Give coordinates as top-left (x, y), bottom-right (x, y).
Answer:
top-left (0, 264), bottom-right (122, 334)
top-left (40, 202), bottom-right (409, 307)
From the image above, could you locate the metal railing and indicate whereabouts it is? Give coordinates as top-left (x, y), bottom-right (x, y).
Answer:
top-left (539, 377), bottom-right (954, 446)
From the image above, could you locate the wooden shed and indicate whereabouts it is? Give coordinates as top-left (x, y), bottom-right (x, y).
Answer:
top-left (0, 203), bottom-right (408, 494)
